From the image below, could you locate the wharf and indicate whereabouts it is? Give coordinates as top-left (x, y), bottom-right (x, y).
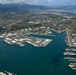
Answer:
top-left (66, 29), bottom-right (74, 47)
top-left (64, 52), bottom-right (76, 55)
top-left (64, 57), bottom-right (76, 60)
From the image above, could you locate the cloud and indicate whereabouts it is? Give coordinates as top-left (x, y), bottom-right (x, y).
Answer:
top-left (0, 0), bottom-right (40, 4)
top-left (0, 0), bottom-right (76, 5)
top-left (48, 0), bottom-right (52, 3)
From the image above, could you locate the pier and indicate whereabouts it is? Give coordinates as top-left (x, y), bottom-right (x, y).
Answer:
top-left (66, 29), bottom-right (74, 47)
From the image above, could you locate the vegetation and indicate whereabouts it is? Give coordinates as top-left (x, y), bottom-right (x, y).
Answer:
top-left (0, 26), bottom-right (6, 32)
top-left (10, 24), bottom-right (43, 31)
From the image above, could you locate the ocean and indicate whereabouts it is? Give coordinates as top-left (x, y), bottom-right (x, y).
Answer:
top-left (0, 31), bottom-right (76, 75)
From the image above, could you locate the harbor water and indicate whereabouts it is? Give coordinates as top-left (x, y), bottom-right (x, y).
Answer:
top-left (0, 31), bottom-right (76, 75)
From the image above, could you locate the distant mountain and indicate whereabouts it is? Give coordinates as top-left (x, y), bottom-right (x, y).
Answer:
top-left (0, 4), bottom-right (49, 12)
top-left (0, 4), bottom-right (76, 13)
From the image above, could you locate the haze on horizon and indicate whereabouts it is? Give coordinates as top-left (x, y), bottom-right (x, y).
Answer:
top-left (0, 0), bottom-right (76, 6)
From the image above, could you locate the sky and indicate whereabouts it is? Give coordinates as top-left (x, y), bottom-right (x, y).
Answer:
top-left (0, 0), bottom-right (76, 6)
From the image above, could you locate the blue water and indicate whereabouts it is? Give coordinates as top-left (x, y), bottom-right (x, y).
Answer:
top-left (0, 31), bottom-right (76, 75)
